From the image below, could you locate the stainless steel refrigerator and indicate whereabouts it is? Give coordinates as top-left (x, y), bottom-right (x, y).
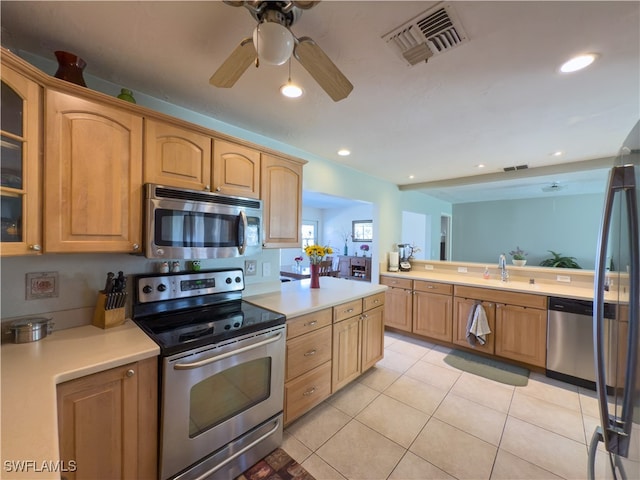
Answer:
top-left (589, 120), bottom-right (639, 479)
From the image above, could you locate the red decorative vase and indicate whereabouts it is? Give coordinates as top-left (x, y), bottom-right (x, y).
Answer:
top-left (310, 264), bottom-right (320, 289)
top-left (54, 51), bottom-right (87, 87)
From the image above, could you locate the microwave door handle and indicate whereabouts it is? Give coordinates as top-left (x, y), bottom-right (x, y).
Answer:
top-left (238, 210), bottom-right (247, 255)
top-left (183, 213), bottom-right (192, 247)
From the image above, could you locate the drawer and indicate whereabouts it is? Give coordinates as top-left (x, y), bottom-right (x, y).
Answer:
top-left (351, 257), bottom-right (366, 266)
top-left (333, 299), bottom-right (363, 322)
top-left (454, 285), bottom-right (547, 309)
top-left (286, 325), bottom-right (332, 381)
top-left (286, 308), bottom-right (332, 339)
top-left (379, 276), bottom-right (412, 290)
top-left (364, 292), bottom-right (385, 311)
top-left (284, 361), bottom-right (332, 424)
top-left (413, 280), bottom-right (453, 295)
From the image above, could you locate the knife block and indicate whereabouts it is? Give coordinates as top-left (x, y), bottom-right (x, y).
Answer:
top-left (92, 292), bottom-right (125, 329)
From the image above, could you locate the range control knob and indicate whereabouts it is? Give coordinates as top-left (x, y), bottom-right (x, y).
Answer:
top-left (235, 276), bottom-right (242, 283)
top-left (142, 285), bottom-right (153, 294)
top-left (225, 277), bottom-right (232, 284)
top-left (157, 283), bottom-right (167, 292)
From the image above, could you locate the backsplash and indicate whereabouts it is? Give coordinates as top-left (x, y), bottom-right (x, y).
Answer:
top-left (0, 250), bottom-right (282, 332)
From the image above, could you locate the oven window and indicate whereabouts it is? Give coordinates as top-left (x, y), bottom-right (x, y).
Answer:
top-left (188, 357), bottom-right (271, 438)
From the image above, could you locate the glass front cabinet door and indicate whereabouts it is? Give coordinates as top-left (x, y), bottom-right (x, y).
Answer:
top-left (1, 64), bottom-right (41, 255)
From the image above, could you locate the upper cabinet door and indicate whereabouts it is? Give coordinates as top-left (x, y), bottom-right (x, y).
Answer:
top-left (144, 119), bottom-right (212, 191)
top-left (261, 154), bottom-right (303, 248)
top-left (45, 90), bottom-right (143, 253)
top-left (212, 139), bottom-right (260, 199)
top-left (0, 64), bottom-right (42, 256)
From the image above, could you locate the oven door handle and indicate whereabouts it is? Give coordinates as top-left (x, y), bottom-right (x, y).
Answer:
top-left (173, 331), bottom-right (283, 370)
top-left (191, 416), bottom-right (281, 480)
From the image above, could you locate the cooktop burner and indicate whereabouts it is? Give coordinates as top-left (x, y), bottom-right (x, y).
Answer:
top-left (131, 269), bottom-right (285, 356)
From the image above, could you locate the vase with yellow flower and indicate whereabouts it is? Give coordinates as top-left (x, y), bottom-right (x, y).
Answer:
top-left (304, 244), bottom-right (334, 288)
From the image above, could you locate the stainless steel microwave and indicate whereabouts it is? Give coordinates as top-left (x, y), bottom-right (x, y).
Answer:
top-left (144, 184), bottom-right (262, 259)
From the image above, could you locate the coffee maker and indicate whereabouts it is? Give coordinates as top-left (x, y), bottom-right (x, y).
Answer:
top-left (397, 244), bottom-right (412, 272)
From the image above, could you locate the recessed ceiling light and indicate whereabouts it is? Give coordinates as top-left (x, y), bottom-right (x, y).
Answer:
top-left (337, 149), bottom-right (350, 156)
top-left (408, 174), bottom-right (415, 179)
top-left (551, 151), bottom-right (563, 157)
top-left (476, 164), bottom-right (485, 168)
top-left (560, 54), bottom-right (597, 73)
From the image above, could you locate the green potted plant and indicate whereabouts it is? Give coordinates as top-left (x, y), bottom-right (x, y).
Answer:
top-left (509, 246), bottom-right (528, 266)
top-left (539, 250), bottom-right (582, 269)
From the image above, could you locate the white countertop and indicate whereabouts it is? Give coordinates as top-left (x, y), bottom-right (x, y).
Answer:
top-left (1, 320), bottom-right (159, 479)
top-left (246, 277), bottom-right (387, 318)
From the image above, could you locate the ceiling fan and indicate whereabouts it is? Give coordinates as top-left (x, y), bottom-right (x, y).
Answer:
top-left (209, 1), bottom-right (353, 101)
top-left (541, 181), bottom-right (566, 193)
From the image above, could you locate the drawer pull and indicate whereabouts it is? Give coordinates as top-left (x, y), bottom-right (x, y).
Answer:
top-left (345, 308), bottom-right (354, 313)
top-left (303, 387), bottom-right (317, 396)
top-left (304, 349), bottom-right (317, 357)
top-left (427, 285), bottom-right (435, 289)
top-left (304, 320), bottom-right (318, 327)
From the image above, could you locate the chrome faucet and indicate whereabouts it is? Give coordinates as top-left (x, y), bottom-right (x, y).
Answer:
top-left (498, 253), bottom-right (509, 282)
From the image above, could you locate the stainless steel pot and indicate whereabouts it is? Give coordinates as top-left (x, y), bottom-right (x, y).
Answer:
top-left (6, 317), bottom-right (53, 343)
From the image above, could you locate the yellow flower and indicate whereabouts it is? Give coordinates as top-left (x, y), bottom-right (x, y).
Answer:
top-left (304, 245), bottom-right (334, 264)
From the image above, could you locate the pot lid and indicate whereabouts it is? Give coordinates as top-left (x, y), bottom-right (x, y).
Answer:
top-left (9, 317), bottom-right (51, 330)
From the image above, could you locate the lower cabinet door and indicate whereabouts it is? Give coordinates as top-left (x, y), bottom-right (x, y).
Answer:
top-left (413, 291), bottom-right (453, 342)
top-left (495, 304), bottom-right (547, 367)
top-left (284, 361), bottom-right (332, 424)
top-left (452, 297), bottom-right (496, 354)
top-left (361, 305), bottom-right (384, 371)
top-left (332, 316), bottom-right (362, 392)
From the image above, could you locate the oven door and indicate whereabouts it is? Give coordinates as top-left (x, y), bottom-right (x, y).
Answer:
top-left (160, 326), bottom-right (285, 480)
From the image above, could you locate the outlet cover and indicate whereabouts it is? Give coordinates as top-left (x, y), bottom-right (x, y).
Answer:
top-left (457, 266), bottom-right (468, 273)
top-left (244, 260), bottom-right (257, 276)
top-left (424, 265), bottom-right (434, 270)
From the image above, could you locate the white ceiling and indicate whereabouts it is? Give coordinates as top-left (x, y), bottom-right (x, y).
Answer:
top-left (2, 1), bottom-right (638, 205)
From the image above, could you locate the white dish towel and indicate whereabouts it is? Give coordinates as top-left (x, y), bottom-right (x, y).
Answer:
top-left (466, 303), bottom-right (491, 346)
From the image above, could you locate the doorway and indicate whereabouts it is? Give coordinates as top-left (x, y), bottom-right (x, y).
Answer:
top-left (440, 214), bottom-right (451, 261)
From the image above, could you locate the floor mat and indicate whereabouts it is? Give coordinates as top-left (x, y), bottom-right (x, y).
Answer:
top-left (237, 448), bottom-right (315, 480)
top-left (444, 349), bottom-right (530, 386)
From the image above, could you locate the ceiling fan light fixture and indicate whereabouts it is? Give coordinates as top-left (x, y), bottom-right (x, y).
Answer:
top-left (253, 21), bottom-right (294, 65)
top-left (281, 82), bottom-right (303, 98)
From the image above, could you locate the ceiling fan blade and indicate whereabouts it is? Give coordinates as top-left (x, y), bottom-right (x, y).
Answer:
top-left (294, 37), bottom-right (353, 102)
top-left (209, 37), bottom-right (255, 88)
top-left (292, 1), bottom-right (320, 10)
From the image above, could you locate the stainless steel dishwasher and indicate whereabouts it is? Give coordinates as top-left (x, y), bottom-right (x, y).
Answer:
top-left (546, 296), bottom-right (617, 389)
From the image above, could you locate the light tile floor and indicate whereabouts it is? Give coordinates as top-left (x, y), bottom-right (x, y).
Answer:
top-left (283, 331), bottom-right (613, 480)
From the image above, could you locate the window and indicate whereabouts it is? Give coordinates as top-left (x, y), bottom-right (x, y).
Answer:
top-left (352, 220), bottom-right (373, 242)
top-left (301, 221), bottom-right (317, 248)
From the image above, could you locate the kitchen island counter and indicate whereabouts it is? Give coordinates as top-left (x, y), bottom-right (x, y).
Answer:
top-left (1, 320), bottom-right (159, 479)
top-left (246, 276), bottom-right (387, 318)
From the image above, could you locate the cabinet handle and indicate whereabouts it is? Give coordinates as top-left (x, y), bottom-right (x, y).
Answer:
top-left (126, 369), bottom-right (135, 378)
top-left (304, 349), bottom-right (317, 356)
top-left (304, 320), bottom-right (318, 327)
top-left (303, 386), bottom-right (317, 396)
top-left (373, 299), bottom-right (380, 304)
top-left (345, 308), bottom-right (354, 313)
top-left (426, 285), bottom-right (435, 289)
top-left (29, 244), bottom-right (41, 251)
top-left (132, 243), bottom-right (139, 251)
top-left (216, 186), bottom-right (222, 192)
top-left (204, 185), bottom-right (211, 191)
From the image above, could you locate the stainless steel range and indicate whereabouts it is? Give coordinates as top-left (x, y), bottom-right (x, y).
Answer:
top-left (132, 268), bottom-right (286, 480)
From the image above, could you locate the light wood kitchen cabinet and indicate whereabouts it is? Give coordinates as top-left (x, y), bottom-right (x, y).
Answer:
top-left (212, 139), bottom-right (260, 198)
top-left (144, 118), bottom-right (212, 190)
top-left (284, 308), bottom-right (332, 424)
top-left (261, 153), bottom-right (303, 248)
top-left (452, 296), bottom-right (496, 354)
top-left (495, 303), bottom-right (547, 367)
top-left (45, 90), bottom-right (143, 253)
top-left (380, 276), bottom-right (412, 332)
top-left (56, 357), bottom-right (157, 480)
top-left (332, 294), bottom-right (385, 392)
top-left (412, 280), bottom-right (453, 342)
top-left (0, 62), bottom-right (42, 256)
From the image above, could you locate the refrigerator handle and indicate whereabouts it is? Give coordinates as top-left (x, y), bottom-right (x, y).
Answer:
top-left (593, 164), bottom-right (639, 458)
top-left (587, 427), bottom-right (603, 480)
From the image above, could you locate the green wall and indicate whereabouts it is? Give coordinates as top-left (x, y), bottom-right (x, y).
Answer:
top-left (451, 193), bottom-right (605, 269)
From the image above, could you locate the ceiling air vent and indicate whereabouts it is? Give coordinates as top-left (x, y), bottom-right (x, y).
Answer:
top-left (382, 2), bottom-right (469, 66)
top-left (503, 165), bottom-right (529, 172)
